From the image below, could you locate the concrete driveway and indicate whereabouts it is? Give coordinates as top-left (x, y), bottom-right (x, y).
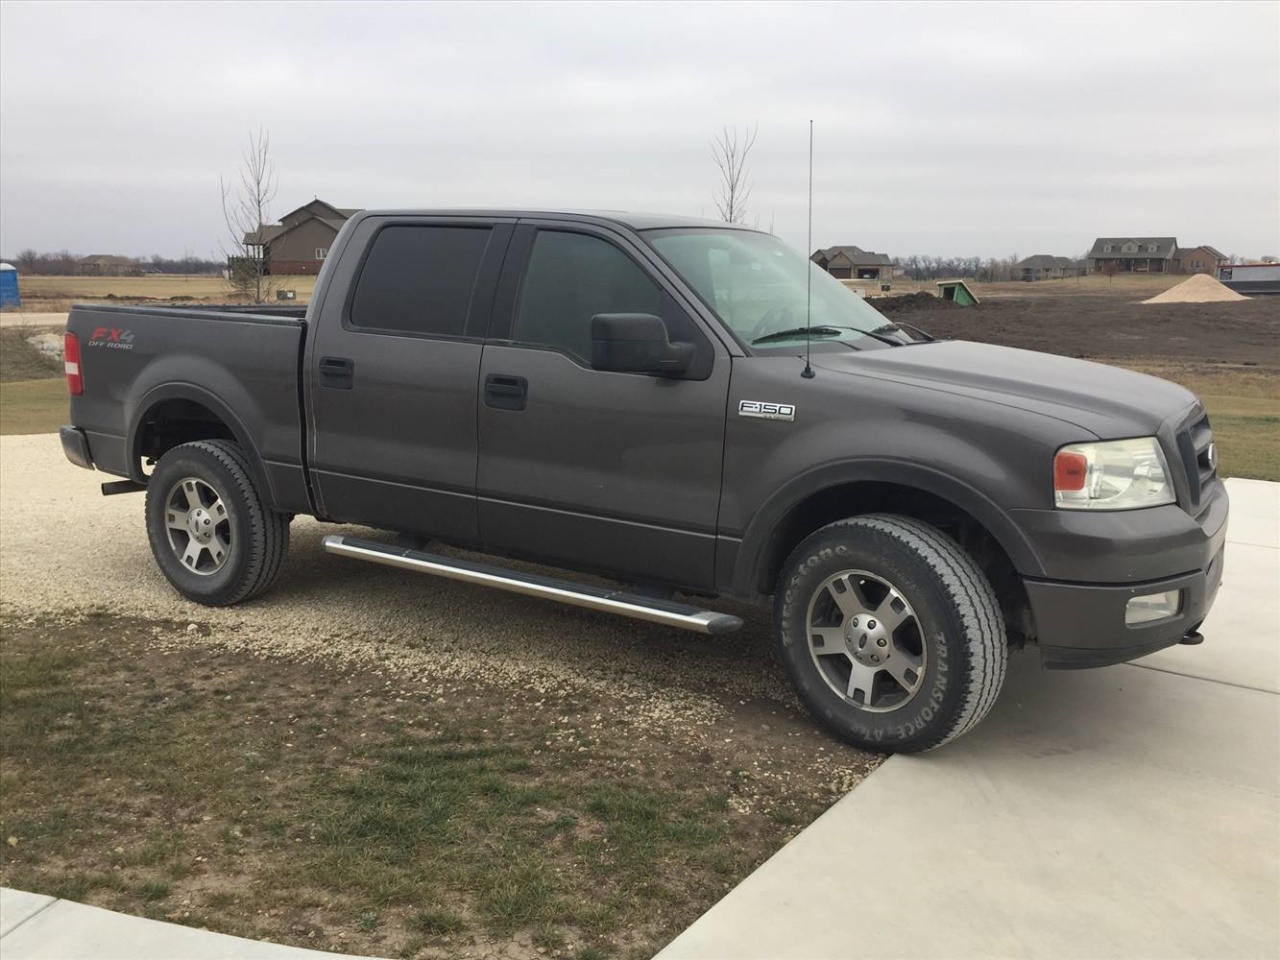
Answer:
top-left (661, 478), bottom-right (1280, 960)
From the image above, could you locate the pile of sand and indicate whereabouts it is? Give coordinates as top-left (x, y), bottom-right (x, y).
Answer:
top-left (1142, 273), bottom-right (1249, 304)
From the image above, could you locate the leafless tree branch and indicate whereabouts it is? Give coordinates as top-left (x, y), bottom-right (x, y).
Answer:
top-left (220, 128), bottom-right (278, 303)
top-left (710, 124), bottom-right (757, 224)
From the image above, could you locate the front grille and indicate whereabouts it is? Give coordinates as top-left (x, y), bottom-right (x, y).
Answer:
top-left (1175, 413), bottom-right (1216, 512)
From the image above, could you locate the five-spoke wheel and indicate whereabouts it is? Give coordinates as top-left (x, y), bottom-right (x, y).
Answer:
top-left (806, 570), bottom-right (925, 712)
top-left (163, 477), bottom-right (231, 575)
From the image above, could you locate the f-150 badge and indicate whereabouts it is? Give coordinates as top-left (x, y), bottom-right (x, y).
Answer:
top-left (739, 400), bottom-right (795, 422)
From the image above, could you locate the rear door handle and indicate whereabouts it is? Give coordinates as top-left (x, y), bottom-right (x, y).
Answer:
top-left (484, 374), bottom-right (528, 411)
top-left (319, 356), bottom-right (355, 390)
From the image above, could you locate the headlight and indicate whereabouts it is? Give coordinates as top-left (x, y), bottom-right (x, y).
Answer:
top-left (1054, 437), bottom-right (1175, 510)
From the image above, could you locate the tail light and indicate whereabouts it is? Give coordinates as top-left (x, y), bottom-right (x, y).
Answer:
top-left (64, 332), bottom-right (83, 395)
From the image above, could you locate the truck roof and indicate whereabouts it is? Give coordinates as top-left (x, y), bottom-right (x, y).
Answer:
top-left (354, 209), bottom-right (757, 231)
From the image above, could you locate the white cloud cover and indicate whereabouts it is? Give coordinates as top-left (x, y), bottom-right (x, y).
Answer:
top-left (2, 0), bottom-right (1277, 259)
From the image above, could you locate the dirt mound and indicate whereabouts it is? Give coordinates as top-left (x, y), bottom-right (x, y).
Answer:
top-left (872, 291), bottom-right (960, 313)
top-left (1142, 273), bottom-right (1249, 304)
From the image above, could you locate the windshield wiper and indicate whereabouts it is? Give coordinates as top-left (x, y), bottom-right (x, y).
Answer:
top-left (858, 324), bottom-right (904, 346)
top-left (751, 325), bottom-right (845, 344)
top-left (894, 320), bottom-right (936, 343)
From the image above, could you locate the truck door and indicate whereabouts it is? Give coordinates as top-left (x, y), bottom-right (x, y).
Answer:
top-left (306, 216), bottom-right (512, 543)
top-left (476, 223), bottom-right (731, 591)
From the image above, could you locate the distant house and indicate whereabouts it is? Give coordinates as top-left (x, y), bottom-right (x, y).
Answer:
top-left (1015, 255), bottom-right (1079, 281)
top-left (244, 199), bottom-right (362, 275)
top-left (811, 246), bottom-right (893, 280)
top-left (1174, 245), bottom-right (1228, 275)
top-left (76, 254), bottom-right (143, 277)
top-left (1087, 237), bottom-right (1178, 274)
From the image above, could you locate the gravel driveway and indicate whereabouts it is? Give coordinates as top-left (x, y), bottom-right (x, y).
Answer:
top-left (0, 433), bottom-right (875, 802)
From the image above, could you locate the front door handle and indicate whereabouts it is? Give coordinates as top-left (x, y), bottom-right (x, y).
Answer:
top-left (484, 374), bottom-right (528, 411)
top-left (319, 356), bottom-right (355, 390)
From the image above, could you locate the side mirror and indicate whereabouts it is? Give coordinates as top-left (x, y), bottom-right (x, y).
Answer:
top-left (590, 313), bottom-right (695, 376)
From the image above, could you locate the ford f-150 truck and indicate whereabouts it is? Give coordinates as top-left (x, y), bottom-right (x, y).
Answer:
top-left (61, 210), bottom-right (1228, 752)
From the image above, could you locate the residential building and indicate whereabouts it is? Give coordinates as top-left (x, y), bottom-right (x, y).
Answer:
top-left (1174, 245), bottom-right (1228, 275)
top-left (244, 199), bottom-right (362, 275)
top-left (1087, 237), bottom-right (1178, 274)
top-left (1015, 255), bottom-right (1079, 281)
top-left (76, 254), bottom-right (143, 277)
top-left (810, 245), bottom-right (893, 280)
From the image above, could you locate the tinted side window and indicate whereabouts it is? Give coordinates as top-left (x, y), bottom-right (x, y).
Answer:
top-left (350, 225), bottom-right (491, 336)
top-left (513, 231), bottom-right (662, 361)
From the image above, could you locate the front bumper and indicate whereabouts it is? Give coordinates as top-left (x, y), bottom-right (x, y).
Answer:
top-left (1019, 481), bottom-right (1228, 669)
top-left (1028, 545), bottom-right (1225, 668)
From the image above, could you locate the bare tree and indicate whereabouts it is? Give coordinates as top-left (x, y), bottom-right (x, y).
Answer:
top-left (221, 128), bottom-right (278, 303)
top-left (710, 125), bottom-right (758, 224)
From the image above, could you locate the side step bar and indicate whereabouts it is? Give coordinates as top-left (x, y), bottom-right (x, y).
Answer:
top-left (322, 535), bottom-right (743, 636)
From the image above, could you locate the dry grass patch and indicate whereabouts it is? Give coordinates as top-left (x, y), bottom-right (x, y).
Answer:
top-left (1, 614), bottom-right (838, 960)
top-left (16, 275), bottom-right (318, 310)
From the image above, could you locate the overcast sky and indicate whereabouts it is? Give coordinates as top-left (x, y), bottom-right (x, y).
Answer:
top-left (2, 0), bottom-right (1277, 261)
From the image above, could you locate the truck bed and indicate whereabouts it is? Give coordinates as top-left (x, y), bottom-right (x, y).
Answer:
top-left (65, 302), bottom-right (313, 514)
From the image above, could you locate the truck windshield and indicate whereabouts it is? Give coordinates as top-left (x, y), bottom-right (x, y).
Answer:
top-left (645, 228), bottom-right (898, 348)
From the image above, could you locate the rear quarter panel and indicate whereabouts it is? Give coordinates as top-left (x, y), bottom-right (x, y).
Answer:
top-left (67, 305), bottom-right (306, 511)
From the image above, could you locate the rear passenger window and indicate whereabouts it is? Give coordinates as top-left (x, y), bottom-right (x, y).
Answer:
top-left (513, 231), bottom-right (663, 361)
top-left (350, 225), bottom-right (491, 336)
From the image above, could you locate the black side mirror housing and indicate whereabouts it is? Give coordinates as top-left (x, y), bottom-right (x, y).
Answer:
top-left (590, 313), bottom-right (695, 376)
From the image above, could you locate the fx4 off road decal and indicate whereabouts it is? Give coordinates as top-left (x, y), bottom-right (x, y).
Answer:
top-left (738, 400), bottom-right (795, 422)
top-left (88, 327), bottom-right (136, 350)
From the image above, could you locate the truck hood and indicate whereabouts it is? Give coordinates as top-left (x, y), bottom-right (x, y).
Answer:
top-left (812, 340), bottom-right (1199, 438)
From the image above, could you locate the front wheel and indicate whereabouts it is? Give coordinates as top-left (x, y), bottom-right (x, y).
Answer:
top-left (145, 439), bottom-right (290, 606)
top-left (775, 514), bottom-right (1007, 753)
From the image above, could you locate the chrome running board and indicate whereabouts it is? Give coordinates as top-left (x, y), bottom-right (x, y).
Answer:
top-left (322, 535), bottom-right (743, 635)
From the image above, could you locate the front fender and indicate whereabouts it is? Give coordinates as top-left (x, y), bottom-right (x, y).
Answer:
top-left (731, 458), bottom-right (1046, 596)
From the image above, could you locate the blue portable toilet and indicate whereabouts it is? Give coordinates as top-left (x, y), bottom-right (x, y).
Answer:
top-left (0, 263), bottom-right (19, 309)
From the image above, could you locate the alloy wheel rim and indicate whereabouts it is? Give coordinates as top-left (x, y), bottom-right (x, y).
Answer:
top-left (163, 477), bottom-right (231, 576)
top-left (805, 569), bottom-right (927, 712)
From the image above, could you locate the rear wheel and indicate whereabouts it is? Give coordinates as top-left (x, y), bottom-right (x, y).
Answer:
top-left (145, 439), bottom-right (290, 606)
top-left (774, 514), bottom-right (1006, 753)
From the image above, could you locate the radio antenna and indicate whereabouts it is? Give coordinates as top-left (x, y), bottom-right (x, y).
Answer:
top-left (801, 119), bottom-right (815, 380)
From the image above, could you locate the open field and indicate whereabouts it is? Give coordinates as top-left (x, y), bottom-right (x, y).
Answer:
top-left (8, 274), bottom-right (319, 311)
top-left (847, 272), bottom-right (1189, 300)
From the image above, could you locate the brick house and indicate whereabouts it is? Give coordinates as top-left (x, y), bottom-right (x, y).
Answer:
top-left (1087, 237), bottom-right (1178, 274)
top-left (811, 246), bottom-right (893, 280)
top-left (244, 199), bottom-right (361, 275)
top-left (1174, 245), bottom-right (1228, 275)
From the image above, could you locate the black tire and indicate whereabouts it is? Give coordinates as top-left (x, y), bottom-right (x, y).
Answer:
top-left (145, 439), bottom-right (290, 606)
top-left (775, 514), bottom-right (1006, 753)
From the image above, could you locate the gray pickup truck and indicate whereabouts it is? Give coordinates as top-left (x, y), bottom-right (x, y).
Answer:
top-left (62, 210), bottom-right (1227, 752)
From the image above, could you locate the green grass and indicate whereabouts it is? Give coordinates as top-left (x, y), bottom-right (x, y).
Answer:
top-left (1, 326), bottom-right (64, 382)
top-left (1201, 403), bottom-right (1280, 481)
top-left (1, 617), bottom-right (805, 959)
top-left (0, 378), bottom-right (67, 434)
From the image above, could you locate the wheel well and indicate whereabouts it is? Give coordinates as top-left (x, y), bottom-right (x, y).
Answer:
top-left (760, 482), bottom-right (1035, 646)
top-left (136, 398), bottom-right (237, 472)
